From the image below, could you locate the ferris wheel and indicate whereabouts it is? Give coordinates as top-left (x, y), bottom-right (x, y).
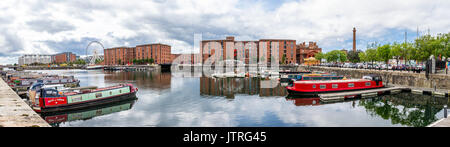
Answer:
top-left (85, 41), bottom-right (105, 65)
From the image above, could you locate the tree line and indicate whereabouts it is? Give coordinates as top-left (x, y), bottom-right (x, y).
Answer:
top-left (315, 32), bottom-right (450, 65)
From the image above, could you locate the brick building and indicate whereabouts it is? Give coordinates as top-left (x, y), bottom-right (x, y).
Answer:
top-left (52, 52), bottom-right (77, 64)
top-left (135, 44), bottom-right (172, 64)
top-left (104, 43), bottom-right (172, 65)
top-left (104, 47), bottom-right (135, 65)
top-left (200, 36), bottom-right (297, 65)
top-left (296, 42), bottom-right (322, 63)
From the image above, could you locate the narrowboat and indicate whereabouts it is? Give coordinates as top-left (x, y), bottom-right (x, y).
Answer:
top-left (286, 74), bottom-right (384, 96)
top-left (8, 76), bottom-right (80, 93)
top-left (280, 73), bottom-right (345, 83)
top-left (279, 70), bottom-right (311, 75)
top-left (30, 83), bottom-right (138, 113)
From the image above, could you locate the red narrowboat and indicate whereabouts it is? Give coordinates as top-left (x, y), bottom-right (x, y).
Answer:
top-left (32, 84), bottom-right (138, 113)
top-left (286, 74), bottom-right (384, 96)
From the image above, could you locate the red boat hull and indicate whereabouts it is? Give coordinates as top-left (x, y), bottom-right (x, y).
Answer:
top-left (286, 79), bottom-right (384, 96)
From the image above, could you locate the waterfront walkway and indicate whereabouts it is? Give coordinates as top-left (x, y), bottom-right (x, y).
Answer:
top-left (428, 117), bottom-right (450, 127)
top-left (0, 78), bottom-right (50, 127)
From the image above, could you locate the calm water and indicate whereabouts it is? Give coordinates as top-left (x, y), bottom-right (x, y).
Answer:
top-left (29, 70), bottom-right (449, 127)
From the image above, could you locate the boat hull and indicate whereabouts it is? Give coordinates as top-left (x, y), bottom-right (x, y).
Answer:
top-left (36, 91), bottom-right (137, 113)
top-left (286, 86), bottom-right (384, 97)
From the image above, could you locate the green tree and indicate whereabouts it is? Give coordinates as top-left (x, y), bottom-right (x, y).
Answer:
top-left (325, 50), bottom-right (347, 63)
top-left (347, 50), bottom-right (361, 63)
top-left (376, 44), bottom-right (392, 65)
top-left (314, 52), bottom-right (325, 63)
top-left (281, 55), bottom-right (286, 64)
top-left (149, 58), bottom-right (155, 64)
top-left (390, 42), bottom-right (402, 65)
top-left (366, 48), bottom-right (378, 65)
top-left (359, 51), bottom-right (368, 63)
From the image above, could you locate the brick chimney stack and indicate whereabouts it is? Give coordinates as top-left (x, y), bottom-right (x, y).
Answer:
top-left (353, 27), bottom-right (356, 52)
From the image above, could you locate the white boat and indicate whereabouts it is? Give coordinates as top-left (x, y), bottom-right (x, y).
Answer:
top-left (86, 65), bottom-right (104, 70)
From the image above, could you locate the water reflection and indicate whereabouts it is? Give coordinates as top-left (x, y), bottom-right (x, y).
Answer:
top-left (41, 97), bottom-right (137, 127)
top-left (104, 71), bottom-right (172, 91)
top-left (30, 70), bottom-right (449, 127)
top-left (200, 77), bottom-right (287, 98)
top-left (358, 93), bottom-right (449, 127)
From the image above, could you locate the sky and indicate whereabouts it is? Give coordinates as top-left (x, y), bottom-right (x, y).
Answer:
top-left (0, 0), bottom-right (449, 64)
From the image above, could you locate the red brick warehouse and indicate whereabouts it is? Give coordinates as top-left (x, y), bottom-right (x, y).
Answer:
top-left (104, 43), bottom-right (173, 65)
top-left (52, 52), bottom-right (77, 64)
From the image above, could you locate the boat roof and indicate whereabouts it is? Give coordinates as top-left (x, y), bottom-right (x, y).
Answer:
top-left (43, 84), bottom-right (65, 88)
top-left (294, 79), bottom-right (371, 84)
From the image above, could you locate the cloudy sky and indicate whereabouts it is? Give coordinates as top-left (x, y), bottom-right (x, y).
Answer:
top-left (0, 0), bottom-right (449, 64)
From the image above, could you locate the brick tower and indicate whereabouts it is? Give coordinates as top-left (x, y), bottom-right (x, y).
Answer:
top-left (353, 27), bottom-right (356, 52)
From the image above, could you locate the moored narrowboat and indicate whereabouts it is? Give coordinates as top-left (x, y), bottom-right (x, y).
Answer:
top-left (281, 73), bottom-right (346, 83)
top-left (286, 74), bottom-right (384, 96)
top-left (31, 83), bottom-right (138, 113)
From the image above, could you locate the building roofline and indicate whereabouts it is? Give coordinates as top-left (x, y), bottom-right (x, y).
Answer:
top-left (105, 46), bottom-right (133, 50)
top-left (136, 43), bottom-right (170, 47)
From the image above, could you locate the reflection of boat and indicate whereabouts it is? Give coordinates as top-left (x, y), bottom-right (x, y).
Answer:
top-left (32, 83), bottom-right (138, 113)
top-left (287, 98), bottom-right (321, 106)
top-left (41, 98), bottom-right (137, 127)
top-left (286, 75), bottom-right (384, 96)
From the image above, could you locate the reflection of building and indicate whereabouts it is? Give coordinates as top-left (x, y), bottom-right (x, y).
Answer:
top-left (18, 54), bottom-right (52, 65)
top-left (104, 43), bottom-right (173, 65)
top-left (200, 77), bottom-right (287, 98)
top-left (296, 42), bottom-right (322, 64)
top-left (104, 71), bottom-right (172, 90)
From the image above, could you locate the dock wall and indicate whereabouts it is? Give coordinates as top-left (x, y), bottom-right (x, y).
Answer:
top-left (300, 66), bottom-right (450, 90)
top-left (0, 78), bottom-right (50, 127)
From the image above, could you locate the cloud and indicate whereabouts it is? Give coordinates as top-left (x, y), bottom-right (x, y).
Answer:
top-left (27, 19), bottom-right (75, 34)
top-left (1, 0), bottom-right (449, 64)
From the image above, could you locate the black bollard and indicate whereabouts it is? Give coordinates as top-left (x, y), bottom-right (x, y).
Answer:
top-left (445, 105), bottom-right (448, 118)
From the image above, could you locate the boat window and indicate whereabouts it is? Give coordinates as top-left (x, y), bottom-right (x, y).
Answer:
top-left (303, 77), bottom-right (311, 80)
top-left (320, 85), bottom-right (326, 89)
top-left (72, 96), bottom-right (82, 102)
top-left (45, 90), bottom-right (59, 97)
top-left (348, 83), bottom-right (355, 87)
top-left (324, 77), bottom-right (331, 80)
top-left (110, 91), bottom-right (113, 95)
top-left (312, 85), bottom-right (316, 88)
top-left (96, 93), bottom-right (102, 98)
top-left (332, 84), bottom-right (338, 88)
top-left (366, 82), bottom-right (371, 86)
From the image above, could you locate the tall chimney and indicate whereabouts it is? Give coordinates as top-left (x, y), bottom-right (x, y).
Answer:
top-left (353, 27), bottom-right (356, 52)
